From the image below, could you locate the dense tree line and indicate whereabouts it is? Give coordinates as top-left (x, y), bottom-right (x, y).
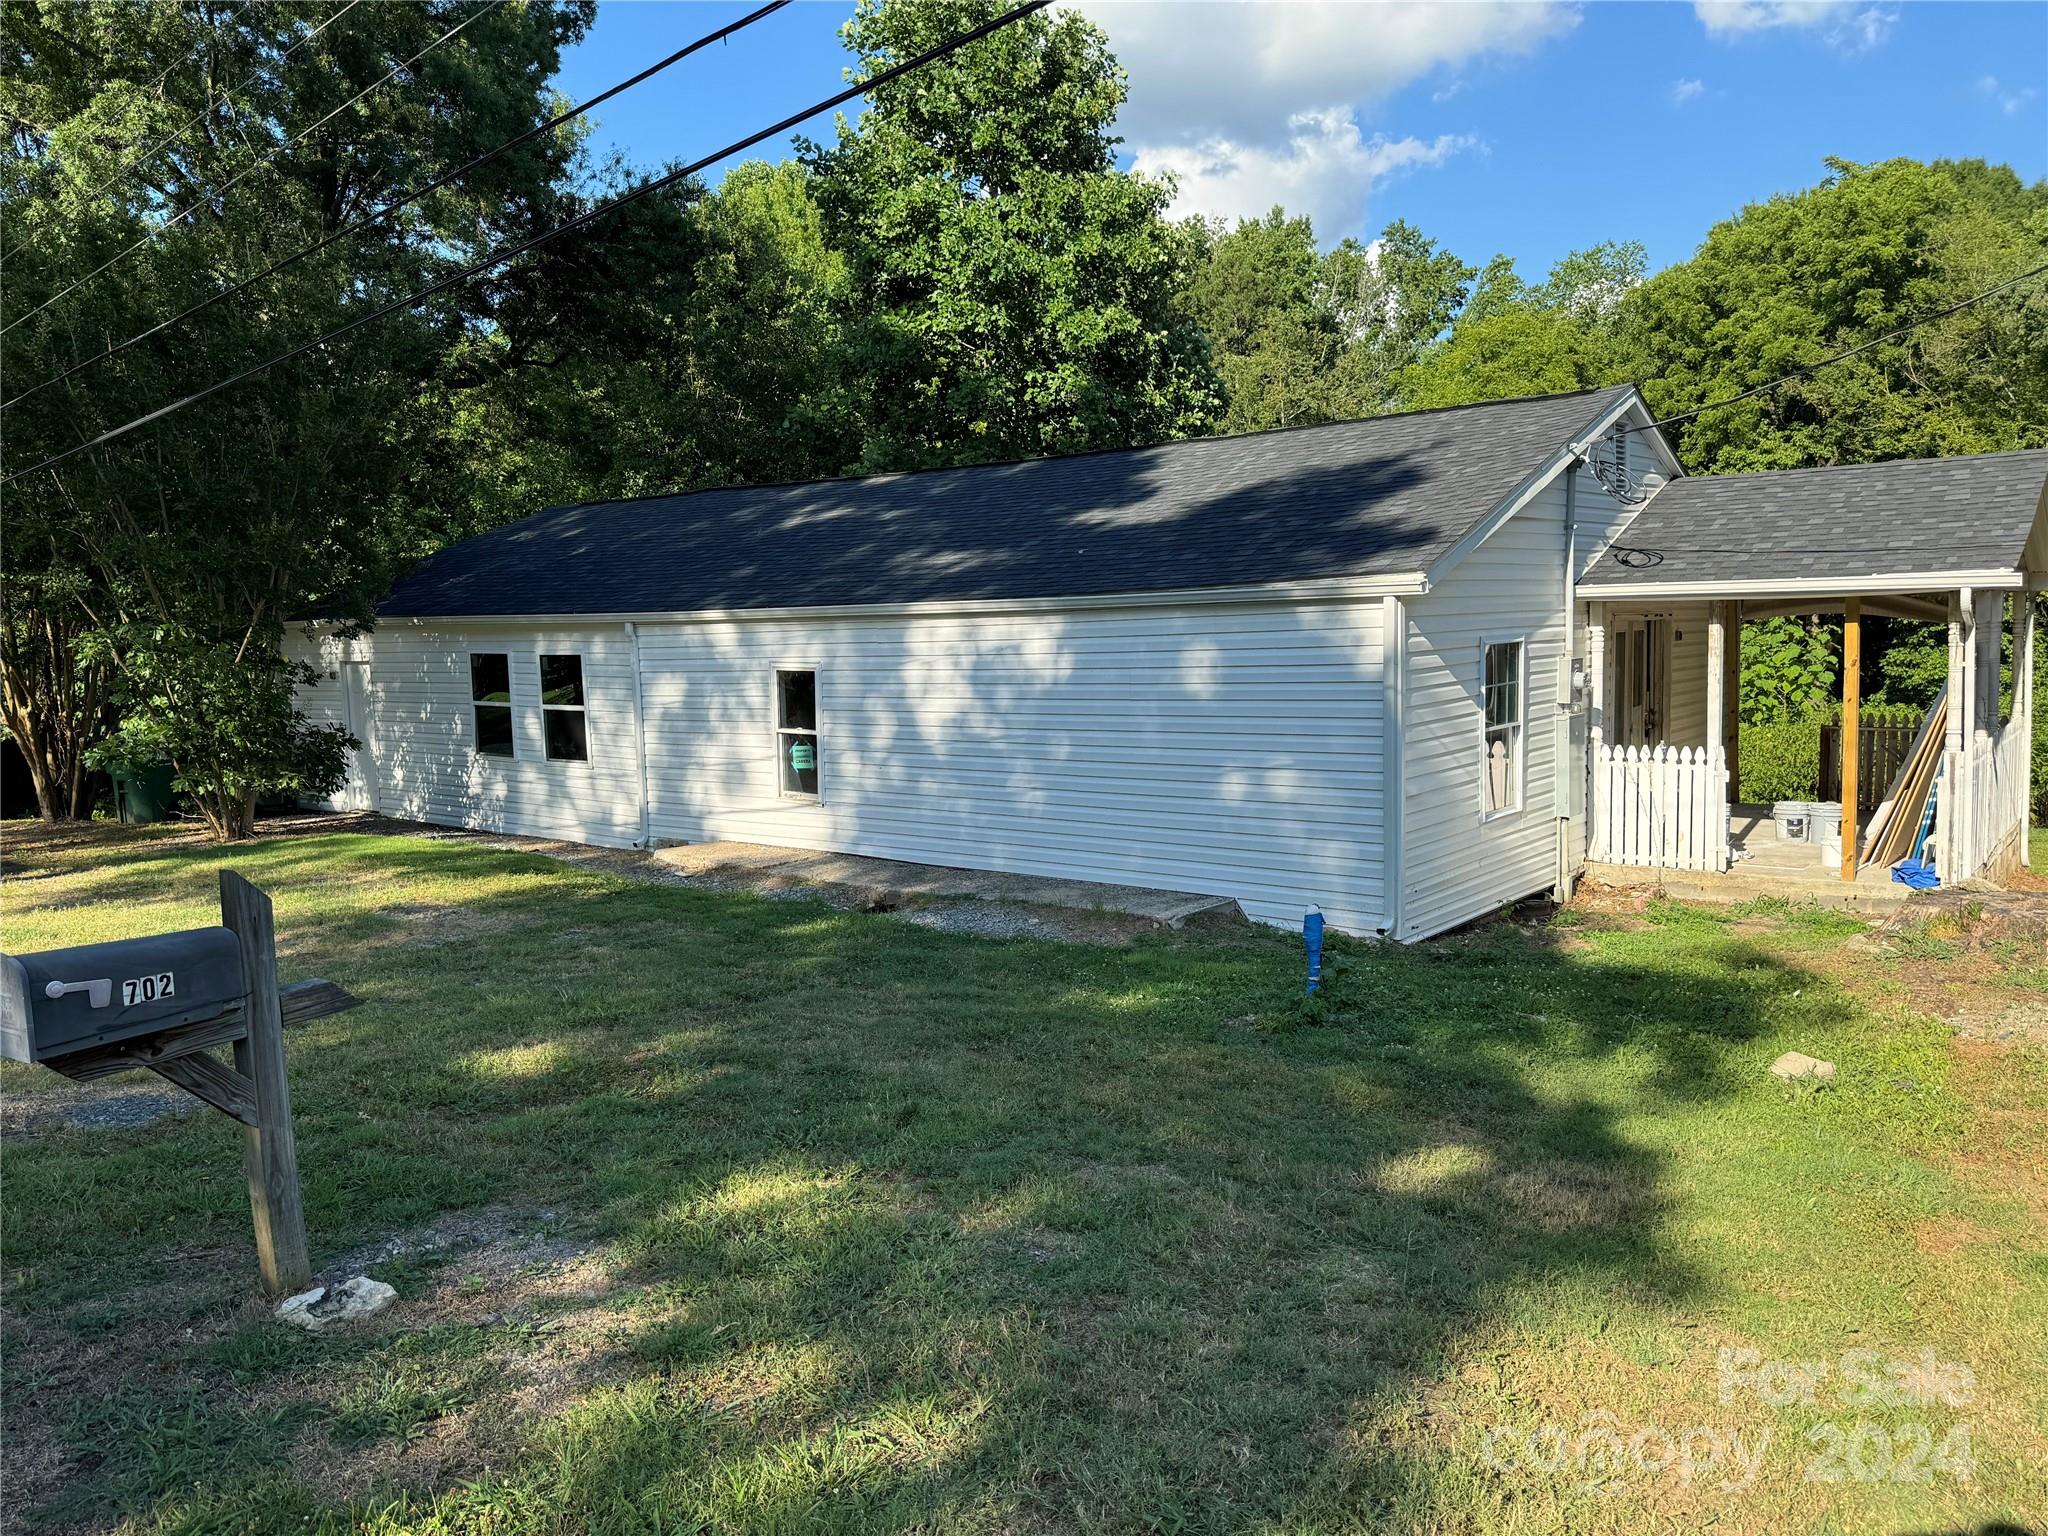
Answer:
top-left (4, 0), bottom-right (2045, 834)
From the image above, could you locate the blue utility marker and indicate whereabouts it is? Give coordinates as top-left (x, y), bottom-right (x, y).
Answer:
top-left (1303, 910), bottom-right (1325, 995)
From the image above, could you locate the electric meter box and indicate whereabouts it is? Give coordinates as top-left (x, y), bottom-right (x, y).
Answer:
top-left (0, 927), bottom-right (247, 1064)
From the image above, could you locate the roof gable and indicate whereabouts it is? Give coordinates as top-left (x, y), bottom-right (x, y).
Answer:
top-left (379, 386), bottom-right (1637, 618)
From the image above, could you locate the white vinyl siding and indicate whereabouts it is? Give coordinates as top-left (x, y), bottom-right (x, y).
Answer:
top-left (283, 631), bottom-right (361, 811)
top-left (293, 624), bottom-right (643, 845)
top-left (1400, 477), bottom-right (1571, 941)
top-left (638, 599), bottom-right (1390, 935)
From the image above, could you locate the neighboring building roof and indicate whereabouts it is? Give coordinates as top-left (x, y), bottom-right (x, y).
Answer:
top-left (1583, 449), bottom-right (2048, 592)
top-left (378, 386), bottom-right (1635, 617)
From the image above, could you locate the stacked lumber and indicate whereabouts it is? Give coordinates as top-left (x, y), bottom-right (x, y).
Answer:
top-left (1860, 688), bottom-right (1947, 871)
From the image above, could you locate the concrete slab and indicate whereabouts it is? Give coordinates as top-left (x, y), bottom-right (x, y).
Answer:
top-left (1581, 862), bottom-right (1913, 913)
top-left (650, 841), bottom-right (1240, 928)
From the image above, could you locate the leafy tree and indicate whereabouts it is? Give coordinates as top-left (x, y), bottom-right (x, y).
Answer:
top-left (802, 0), bottom-right (1220, 470)
top-left (410, 158), bottom-right (856, 551)
top-left (1627, 157), bottom-right (2048, 474)
top-left (2, 0), bottom-right (592, 835)
top-left (1739, 616), bottom-right (1839, 725)
top-left (1400, 241), bottom-right (1643, 409)
top-left (1185, 212), bottom-right (1474, 432)
top-left (84, 628), bottom-right (352, 841)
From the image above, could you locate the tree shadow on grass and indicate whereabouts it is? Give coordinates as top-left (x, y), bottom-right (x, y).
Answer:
top-left (4, 839), bottom-right (1874, 1531)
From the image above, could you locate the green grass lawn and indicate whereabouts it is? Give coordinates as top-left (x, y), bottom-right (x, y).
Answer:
top-left (2, 821), bottom-right (2043, 1534)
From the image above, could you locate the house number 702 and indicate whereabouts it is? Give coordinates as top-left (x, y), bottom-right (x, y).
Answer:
top-left (122, 973), bottom-right (175, 1006)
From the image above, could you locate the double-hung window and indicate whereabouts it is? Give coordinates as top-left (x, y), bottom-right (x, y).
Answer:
top-left (540, 654), bottom-right (589, 762)
top-left (470, 654), bottom-right (513, 758)
top-left (1482, 640), bottom-right (1524, 817)
top-left (775, 669), bottom-right (819, 797)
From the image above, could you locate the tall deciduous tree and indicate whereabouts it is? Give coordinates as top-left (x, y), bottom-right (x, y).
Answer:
top-left (802, 0), bottom-right (1219, 471)
top-left (1184, 212), bottom-right (1474, 432)
top-left (1399, 241), bottom-right (1644, 409)
top-left (1627, 157), bottom-right (2048, 473)
top-left (2, 0), bottom-right (592, 835)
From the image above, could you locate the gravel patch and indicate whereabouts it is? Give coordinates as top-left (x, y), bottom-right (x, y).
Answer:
top-left (893, 902), bottom-right (1069, 940)
top-left (1, 1077), bottom-right (204, 1138)
top-left (59, 1090), bottom-right (201, 1131)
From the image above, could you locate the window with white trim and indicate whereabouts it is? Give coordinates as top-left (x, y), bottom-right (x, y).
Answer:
top-left (775, 669), bottom-right (818, 797)
top-left (470, 653), bottom-right (513, 758)
top-left (540, 654), bottom-right (588, 762)
top-left (1482, 640), bottom-right (1523, 816)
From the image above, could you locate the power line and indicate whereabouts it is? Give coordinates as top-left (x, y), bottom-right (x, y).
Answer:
top-left (73, 0), bottom-right (359, 209)
top-left (2, 0), bottom-right (1057, 487)
top-left (3, 0), bottom-right (488, 337)
top-left (4, 0), bottom-right (795, 410)
top-left (1626, 260), bottom-right (2048, 436)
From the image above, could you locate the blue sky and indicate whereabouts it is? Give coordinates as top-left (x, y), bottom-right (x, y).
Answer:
top-left (555, 1), bottom-right (2048, 280)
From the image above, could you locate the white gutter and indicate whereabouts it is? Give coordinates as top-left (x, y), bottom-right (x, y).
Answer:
top-left (375, 571), bottom-right (1431, 629)
top-left (1579, 570), bottom-right (2026, 600)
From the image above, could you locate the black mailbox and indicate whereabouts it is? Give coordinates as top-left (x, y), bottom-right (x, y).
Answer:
top-left (0, 927), bottom-right (248, 1064)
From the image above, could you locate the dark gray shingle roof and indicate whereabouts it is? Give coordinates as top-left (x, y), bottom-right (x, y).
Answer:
top-left (1586, 449), bottom-right (2048, 590)
top-left (379, 386), bottom-right (1633, 617)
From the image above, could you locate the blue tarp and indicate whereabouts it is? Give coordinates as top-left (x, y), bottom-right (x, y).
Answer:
top-left (1891, 859), bottom-right (1941, 889)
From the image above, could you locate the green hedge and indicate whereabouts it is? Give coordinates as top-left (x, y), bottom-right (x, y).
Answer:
top-left (1737, 703), bottom-right (1925, 806)
top-left (1738, 718), bottom-right (1821, 804)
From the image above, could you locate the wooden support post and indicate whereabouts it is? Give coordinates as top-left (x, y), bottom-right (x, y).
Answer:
top-left (219, 871), bottom-right (311, 1295)
top-left (1841, 599), bottom-right (1861, 881)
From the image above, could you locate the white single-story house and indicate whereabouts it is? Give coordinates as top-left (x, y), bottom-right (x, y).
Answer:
top-left (290, 385), bottom-right (2048, 940)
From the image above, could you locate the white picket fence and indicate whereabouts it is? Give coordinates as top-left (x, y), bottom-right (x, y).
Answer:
top-left (1959, 724), bottom-right (2030, 878)
top-left (1592, 744), bottom-right (1729, 872)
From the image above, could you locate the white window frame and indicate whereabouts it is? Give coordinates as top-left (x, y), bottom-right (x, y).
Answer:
top-left (467, 650), bottom-right (516, 761)
top-left (539, 651), bottom-right (590, 765)
top-left (771, 663), bottom-right (822, 802)
top-left (1479, 635), bottom-right (1527, 822)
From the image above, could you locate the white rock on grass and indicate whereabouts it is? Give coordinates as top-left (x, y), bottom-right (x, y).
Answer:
top-left (275, 1276), bottom-right (397, 1332)
top-left (1769, 1051), bottom-right (1837, 1084)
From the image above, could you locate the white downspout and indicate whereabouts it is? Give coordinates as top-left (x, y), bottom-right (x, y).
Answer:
top-left (1558, 451), bottom-right (1581, 898)
top-left (1383, 594), bottom-right (1406, 941)
top-left (625, 621), bottom-right (652, 849)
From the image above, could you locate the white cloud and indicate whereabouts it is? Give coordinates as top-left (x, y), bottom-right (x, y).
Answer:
top-left (1977, 74), bottom-right (2040, 117)
top-left (1670, 77), bottom-right (1707, 105)
top-left (1693, 2), bottom-right (1898, 51)
top-left (1072, 1), bottom-right (1579, 148)
top-left (1130, 111), bottom-right (1479, 233)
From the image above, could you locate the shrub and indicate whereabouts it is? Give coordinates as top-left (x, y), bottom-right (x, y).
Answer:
top-left (1739, 717), bottom-right (1821, 803)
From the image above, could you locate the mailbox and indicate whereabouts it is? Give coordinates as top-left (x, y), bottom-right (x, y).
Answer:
top-left (0, 927), bottom-right (247, 1064)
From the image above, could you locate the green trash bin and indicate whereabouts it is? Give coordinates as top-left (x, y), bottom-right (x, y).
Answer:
top-left (113, 763), bottom-right (177, 824)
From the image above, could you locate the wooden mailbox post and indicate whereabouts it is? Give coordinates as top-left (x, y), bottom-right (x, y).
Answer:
top-left (9, 872), bottom-right (355, 1294)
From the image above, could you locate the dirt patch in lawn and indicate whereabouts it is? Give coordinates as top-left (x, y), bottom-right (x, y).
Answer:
top-left (1, 1207), bottom-right (633, 1530)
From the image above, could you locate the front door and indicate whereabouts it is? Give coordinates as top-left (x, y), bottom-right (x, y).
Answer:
top-left (1611, 617), bottom-right (1669, 748)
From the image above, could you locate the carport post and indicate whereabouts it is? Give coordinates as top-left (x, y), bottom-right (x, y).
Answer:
top-left (1840, 599), bottom-right (1860, 882)
top-left (219, 871), bottom-right (311, 1295)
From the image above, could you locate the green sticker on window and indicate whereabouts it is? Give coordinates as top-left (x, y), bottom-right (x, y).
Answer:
top-left (789, 741), bottom-right (816, 772)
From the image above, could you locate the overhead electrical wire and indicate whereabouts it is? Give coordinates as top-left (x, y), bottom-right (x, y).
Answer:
top-left (3, 0), bottom-right (490, 337)
top-left (4, 0), bottom-right (795, 410)
top-left (72, 0), bottom-right (360, 209)
top-left (1623, 260), bottom-right (2048, 435)
top-left (2, 0), bottom-right (1057, 487)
